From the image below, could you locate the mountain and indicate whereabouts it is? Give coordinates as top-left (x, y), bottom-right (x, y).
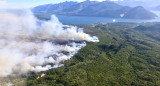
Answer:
top-left (61, 1), bottom-right (98, 14)
top-left (33, 1), bottom-right (157, 20)
top-left (115, 0), bottom-right (160, 10)
top-left (123, 6), bottom-right (157, 19)
top-left (33, 1), bottom-right (78, 14)
top-left (134, 23), bottom-right (160, 32)
top-left (75, 1), bottom-right (125, 17)
top-left (152, 5), bottom-right (160, 11)
top-left (26, 22), bottom-right (160, 86)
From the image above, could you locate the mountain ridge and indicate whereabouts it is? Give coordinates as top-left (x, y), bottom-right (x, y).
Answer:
top-left (33, 1), bottom-right (157, 20)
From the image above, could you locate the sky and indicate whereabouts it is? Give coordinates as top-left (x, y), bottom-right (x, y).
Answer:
top-left (2, 0), bottom-right (159, 7)
top-left (5, 0), bottom-right (104, 7)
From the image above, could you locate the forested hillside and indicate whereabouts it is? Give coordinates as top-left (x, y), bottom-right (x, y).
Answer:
top-left (26, 22), bottom-right (160, 86)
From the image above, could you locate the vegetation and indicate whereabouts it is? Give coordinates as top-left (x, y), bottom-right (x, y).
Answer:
top-left (33, 1), bottom-right (157, 20)
top-left (26, 22), bottom-right (160, 86)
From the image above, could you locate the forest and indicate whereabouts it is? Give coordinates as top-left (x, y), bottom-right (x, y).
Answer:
top-left (4, 22), bottom-right (160, 86)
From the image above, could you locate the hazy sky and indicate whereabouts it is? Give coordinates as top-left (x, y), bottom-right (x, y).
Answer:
top-left (3, 0), bottom-right (159, 7)
top-left (6, 0), bottom-right (105, 6)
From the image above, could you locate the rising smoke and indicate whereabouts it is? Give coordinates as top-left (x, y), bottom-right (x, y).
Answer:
top-left (0, 2), bottom-right (99, 77)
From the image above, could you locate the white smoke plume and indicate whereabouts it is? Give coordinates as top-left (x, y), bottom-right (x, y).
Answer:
top-left (0, 2), bottom-right (99, 77)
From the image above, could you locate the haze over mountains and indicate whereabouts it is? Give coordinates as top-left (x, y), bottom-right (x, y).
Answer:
top-left (152, 5), bottom-right (160, 11)
top-left (116, 0), bottom-right (160, 11)
top-left (33, 1), bottom-right (157, 20)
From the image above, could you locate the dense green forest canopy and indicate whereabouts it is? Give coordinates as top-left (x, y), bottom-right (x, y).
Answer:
top-left (4, 22), bottom-right (160, 86)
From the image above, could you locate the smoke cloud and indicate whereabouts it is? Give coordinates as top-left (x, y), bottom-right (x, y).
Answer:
top-left (0, 2), bottom-right (99, 77)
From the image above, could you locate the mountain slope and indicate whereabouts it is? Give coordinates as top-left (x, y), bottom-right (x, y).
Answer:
top-left (152, 5), bottom-right (160, 11)
top-left (33, 1), bottom-right (157, 19)
top-left (77, 1), bottom-right (124, 17)
top-left (26, 23), bottom-right (160, 86)
top-left (33, 1), bottom-right (78, 14)
top-left (61, 1), bottom-right (98, 14)
top-left (124, 6), bottom-right (157, 19)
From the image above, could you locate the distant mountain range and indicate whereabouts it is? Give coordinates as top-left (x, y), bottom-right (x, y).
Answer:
top-left (152, 5), bottom-right (160, 11)
top-left (33, 1), bottom-right (157, 20)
